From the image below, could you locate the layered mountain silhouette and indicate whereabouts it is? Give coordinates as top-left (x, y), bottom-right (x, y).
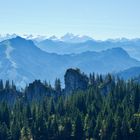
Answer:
top-left (37, 37), bottom-right (140, 60)
top-left (0, 36), bottom-right (140, 87)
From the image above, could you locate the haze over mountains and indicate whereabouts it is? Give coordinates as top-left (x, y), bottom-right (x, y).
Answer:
top-left (37, 34), bottom-right (140, 61)
top-left (1, 33), bottom-right (140, 60)
top-left (0, 34), bottom-right (140, 87)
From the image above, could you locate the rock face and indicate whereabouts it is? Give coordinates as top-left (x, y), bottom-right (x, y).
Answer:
top-left (25, 80), bottom-right (54, 101)
top-left (64, 68), bottom-right (88, 93)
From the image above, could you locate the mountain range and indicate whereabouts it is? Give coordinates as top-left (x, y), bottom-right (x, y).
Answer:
top-left (1, 33), bottom-right (140, 61)
top-left (37, 37), bottom-right (140, 61)
top-left (0, 36), bottom-right (140, 87)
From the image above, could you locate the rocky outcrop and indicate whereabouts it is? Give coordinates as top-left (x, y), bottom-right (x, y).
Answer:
top-left (25, 80), bottom-right (53, 101)
top-left (64, 68), bottom-right (88, 93)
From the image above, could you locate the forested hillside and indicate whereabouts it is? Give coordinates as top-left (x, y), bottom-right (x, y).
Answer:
top-left (0, 68), bottom-right (140, 140)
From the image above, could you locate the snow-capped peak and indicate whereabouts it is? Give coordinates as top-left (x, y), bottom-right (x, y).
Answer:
top-left (60, 33), bottom-right (93, 43)
top-left (0, 34), bottom-right (17, 42)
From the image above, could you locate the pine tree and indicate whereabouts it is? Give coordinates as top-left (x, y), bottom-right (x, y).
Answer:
top-left (54, 78), bottom-right (61, 93)
top-left (74, 115), bottom-right (84, 139)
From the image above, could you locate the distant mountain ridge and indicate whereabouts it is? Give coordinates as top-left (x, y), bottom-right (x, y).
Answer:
top-left (60, 33), bottom-right (94, 43)
top-left (1, 34), bottom-right (140, 60)
top-left (37, 37), bottom-right (140, 61)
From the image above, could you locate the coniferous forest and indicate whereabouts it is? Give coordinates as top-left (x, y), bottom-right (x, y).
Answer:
top-left (0, 68), bottom-right (140, 140)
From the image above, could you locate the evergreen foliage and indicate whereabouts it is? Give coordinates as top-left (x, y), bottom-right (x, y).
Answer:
top-left (0, 68), bottom-right (140, 139)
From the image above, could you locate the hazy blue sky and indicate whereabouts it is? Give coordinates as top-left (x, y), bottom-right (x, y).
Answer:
top-left (0, 0), bottom-right (140, 39)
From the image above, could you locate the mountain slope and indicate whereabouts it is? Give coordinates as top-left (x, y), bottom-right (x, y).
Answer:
top-left (0, 37), bottom-right (68, 86)
top-left (117, 67), bottom-right (140, 80)
top-left (70, 48), bottom-right (140, 74)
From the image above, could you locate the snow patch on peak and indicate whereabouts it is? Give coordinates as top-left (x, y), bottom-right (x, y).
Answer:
top-left (4, 41), bottom-right (18, 68)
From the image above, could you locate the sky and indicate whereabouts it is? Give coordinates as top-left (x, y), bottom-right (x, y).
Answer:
top-left (0, 0), bottom-right (140, 39)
